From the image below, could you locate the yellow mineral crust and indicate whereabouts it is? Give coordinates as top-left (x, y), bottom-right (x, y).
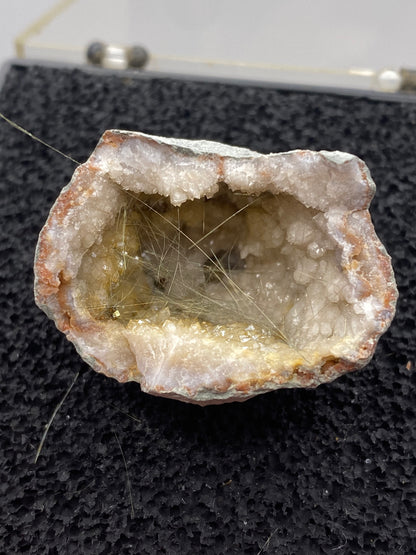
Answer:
top-left (34, 131), bottom-right (397, 404)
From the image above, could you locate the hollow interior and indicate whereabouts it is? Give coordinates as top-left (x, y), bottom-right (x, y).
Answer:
top-left (75, 184), bottom-right (360, 350)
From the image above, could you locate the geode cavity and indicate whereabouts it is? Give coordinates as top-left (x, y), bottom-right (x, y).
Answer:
top-left (34, 131), bottom-right (397, 404)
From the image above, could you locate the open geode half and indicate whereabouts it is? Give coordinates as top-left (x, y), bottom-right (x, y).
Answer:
top-left (34, 131), bottom-right (397, 404)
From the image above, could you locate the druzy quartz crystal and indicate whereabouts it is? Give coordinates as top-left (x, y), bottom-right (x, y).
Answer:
top-left (34, 132), bottom-right (397, 404)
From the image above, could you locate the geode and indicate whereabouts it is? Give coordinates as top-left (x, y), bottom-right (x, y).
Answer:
top-left (34, 131), bottom-right (397, 404)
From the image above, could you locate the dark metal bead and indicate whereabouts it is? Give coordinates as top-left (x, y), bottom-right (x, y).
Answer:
top-left (127, 45), bottom-right (149, 69)
top-left (86, 42), bottom-right (106, 65)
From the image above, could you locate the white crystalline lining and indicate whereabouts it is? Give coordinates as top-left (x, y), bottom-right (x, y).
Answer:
top-left (45, 131), bottom-right (394, 401)
top-left (88, 136), bottom-right (376, 359)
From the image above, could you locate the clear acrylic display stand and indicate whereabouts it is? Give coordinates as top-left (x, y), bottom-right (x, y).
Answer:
top-left (14, 0), bottom-right (416, 93)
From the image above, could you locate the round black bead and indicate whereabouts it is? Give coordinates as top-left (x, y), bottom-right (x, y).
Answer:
top-left (86, 42), bottom-right (106, 65)
top-left (127, 45), bottom-right (149, 69)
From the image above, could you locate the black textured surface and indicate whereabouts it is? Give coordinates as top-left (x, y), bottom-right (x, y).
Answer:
top-left (0, 63), bottom-right (415, 554)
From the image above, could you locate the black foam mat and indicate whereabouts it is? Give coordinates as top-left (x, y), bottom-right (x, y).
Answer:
top-left (0, 62), bottom-right (415, 554)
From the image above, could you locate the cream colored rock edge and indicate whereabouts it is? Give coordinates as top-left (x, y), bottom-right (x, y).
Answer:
top-left (34, 131), bottom-right (398, 405)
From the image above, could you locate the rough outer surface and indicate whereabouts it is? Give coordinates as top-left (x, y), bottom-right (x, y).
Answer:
top-left (0, 63), bottom-right (415, 554)
top-left (34, 131), bottom-right (397, 404)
